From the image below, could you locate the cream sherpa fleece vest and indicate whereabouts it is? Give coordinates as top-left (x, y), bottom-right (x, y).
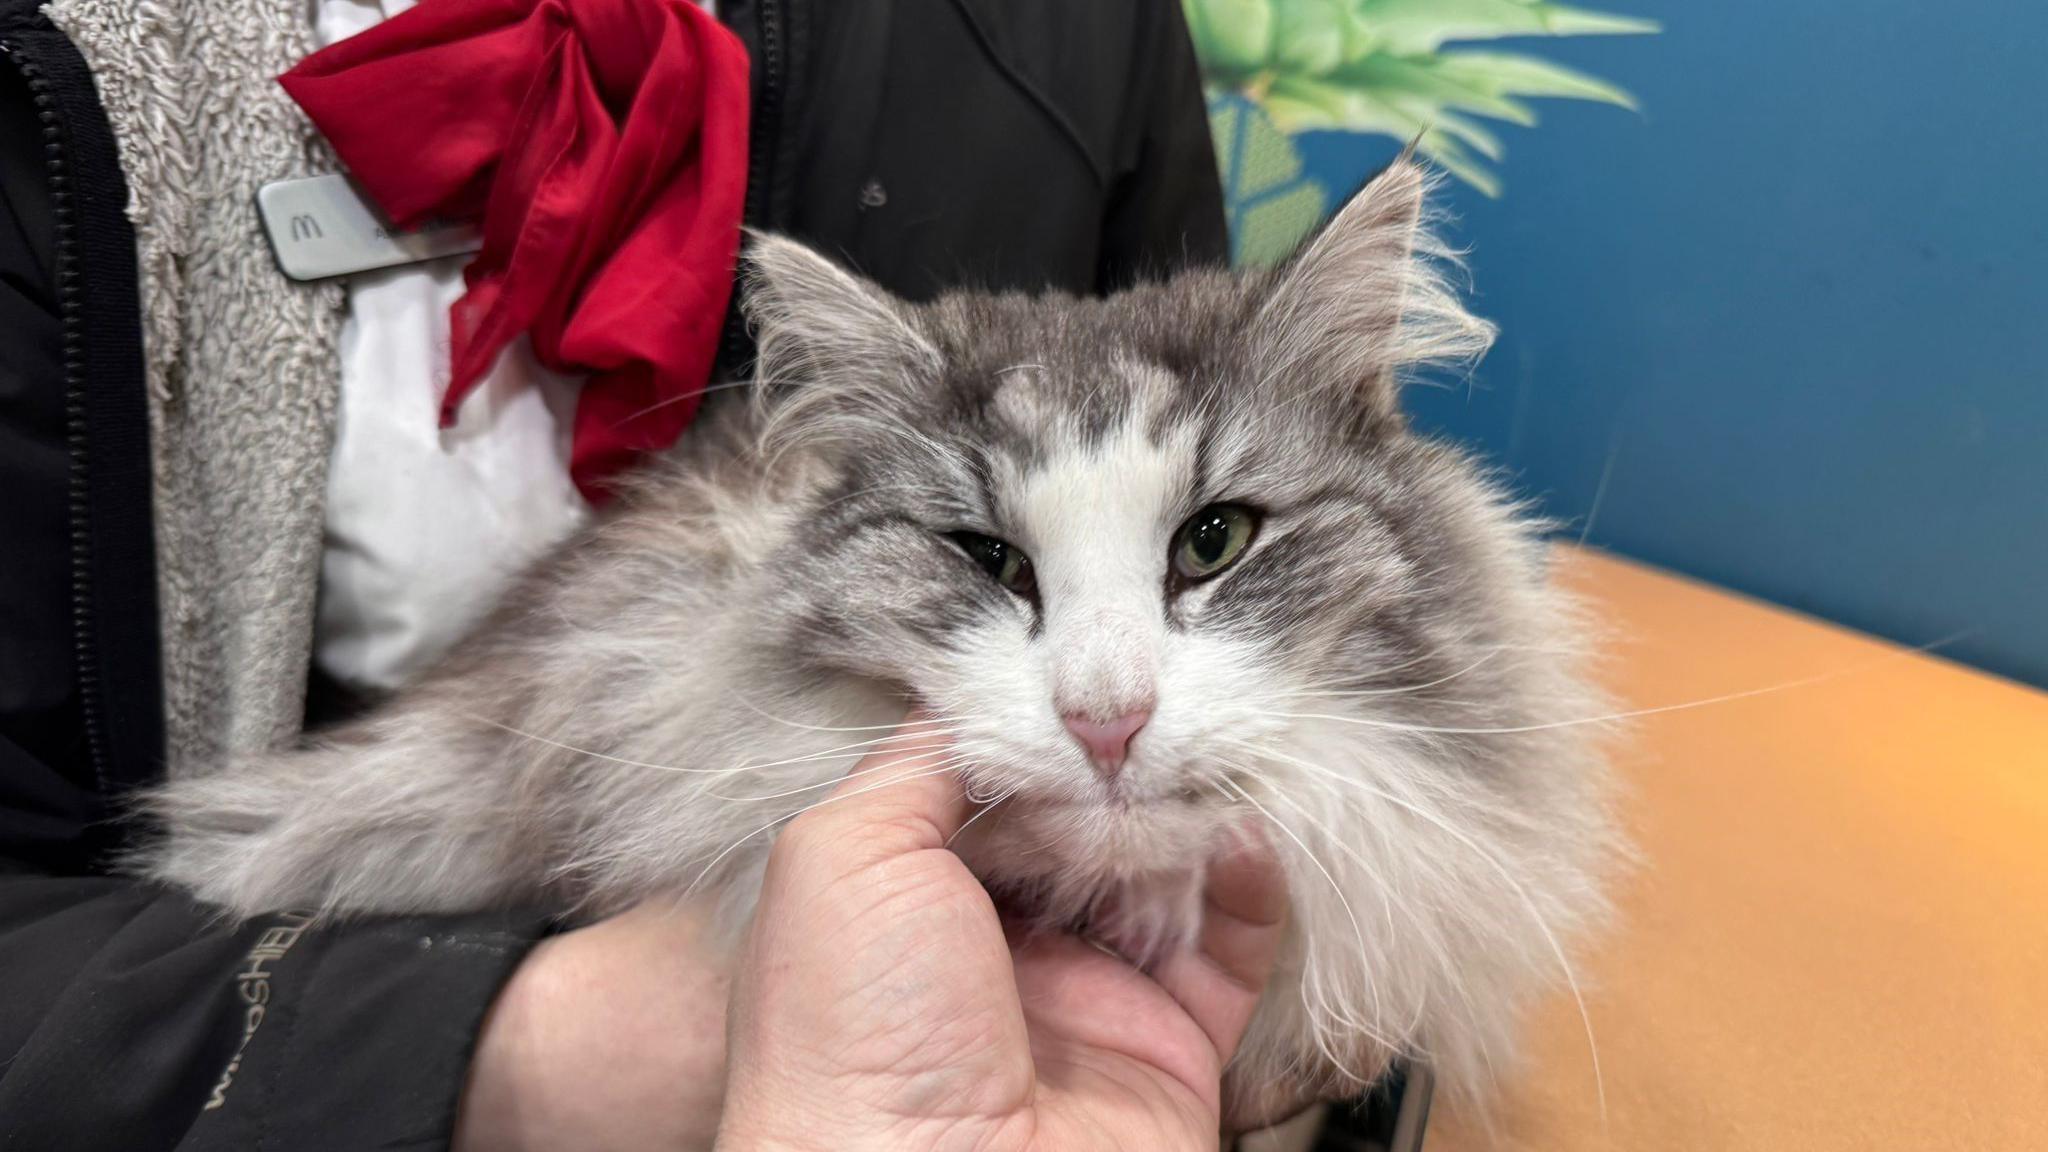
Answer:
top-left (47, 0), bottom-right (344, 774)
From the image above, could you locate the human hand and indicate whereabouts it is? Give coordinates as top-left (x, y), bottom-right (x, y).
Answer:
top-left (453, 898), bottom-right (733, 1152)
top-left (717, 718), bottom-right (1291, 1151)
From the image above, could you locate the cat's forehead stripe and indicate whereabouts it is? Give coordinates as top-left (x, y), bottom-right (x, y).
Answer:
top-left (982, 353), bottom-right (1191, 463)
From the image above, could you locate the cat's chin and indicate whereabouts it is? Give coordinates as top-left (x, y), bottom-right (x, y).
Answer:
top-left (963, 788), bottom-right (1227, 871)
top-left (979, 866), bottom-right (1205, 970)
top-left (953, 790), bottom-right (1230, 968)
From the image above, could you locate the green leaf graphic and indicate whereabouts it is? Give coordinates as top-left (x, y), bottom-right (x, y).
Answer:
top-left (1184, 0), bottom-right (1658, 202)
top-left (1211, 93), bottom-right (1331, 266)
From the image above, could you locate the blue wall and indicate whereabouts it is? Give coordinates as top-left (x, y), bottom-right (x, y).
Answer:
top-left (1293, 0), bottom-right (2048, 687)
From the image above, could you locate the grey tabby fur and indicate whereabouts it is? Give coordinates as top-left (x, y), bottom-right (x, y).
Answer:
top-left (144, 161), bottom-right (1618, 1112)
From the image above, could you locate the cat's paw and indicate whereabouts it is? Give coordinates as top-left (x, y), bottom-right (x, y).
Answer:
top-left (1088, 868), bottom-right (1205, 969)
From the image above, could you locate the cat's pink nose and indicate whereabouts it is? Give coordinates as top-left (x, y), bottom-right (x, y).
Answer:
top-left (1062, 709), bottom-right (1151, 776)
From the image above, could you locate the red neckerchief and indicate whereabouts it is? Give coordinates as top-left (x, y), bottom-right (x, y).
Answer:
top-left (281, 0), bottom-right (751, 502)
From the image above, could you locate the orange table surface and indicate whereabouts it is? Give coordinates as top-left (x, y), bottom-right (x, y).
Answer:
top-left (1426, 548), bottom-right (2048, 1151)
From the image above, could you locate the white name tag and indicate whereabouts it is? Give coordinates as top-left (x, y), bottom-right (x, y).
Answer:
top-left (257, 173), bottom-right (483, 282)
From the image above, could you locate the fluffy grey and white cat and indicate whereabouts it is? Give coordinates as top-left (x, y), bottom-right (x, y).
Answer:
top-left (146, 160), bottom-right (1617, 1115)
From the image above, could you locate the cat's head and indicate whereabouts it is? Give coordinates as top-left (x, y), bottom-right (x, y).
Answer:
top-left (743, 161), bottom-right (1615, 1101)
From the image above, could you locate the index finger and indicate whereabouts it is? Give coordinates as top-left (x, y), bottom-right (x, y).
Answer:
top-left (1152, 824), bottom-right (1290, 1065)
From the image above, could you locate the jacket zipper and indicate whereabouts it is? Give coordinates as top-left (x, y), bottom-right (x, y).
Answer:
top-left (721, 0), bottom-right (785, 374)
top-left (0, 37), bottom-right (112, 793)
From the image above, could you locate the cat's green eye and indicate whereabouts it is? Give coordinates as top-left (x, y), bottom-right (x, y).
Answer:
top-left (1171, 504), bottom-right (1258, 581)
top-left (949, 532), bottom-right (1037, 597)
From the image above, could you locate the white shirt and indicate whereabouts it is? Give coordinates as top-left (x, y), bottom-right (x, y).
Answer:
top-left (310, 0), bottom-right (724, 691)
top-left (311, 0), bottom-right (588, 692)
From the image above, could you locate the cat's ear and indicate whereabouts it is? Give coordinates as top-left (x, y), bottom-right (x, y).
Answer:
top-left (741, 234), bottom-right (942, 437)
top-left (1251, 160), bottom-right (1495, 420)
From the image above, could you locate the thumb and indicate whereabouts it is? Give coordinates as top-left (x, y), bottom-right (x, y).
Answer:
top-left (774, 713), bottom-right (971, 868)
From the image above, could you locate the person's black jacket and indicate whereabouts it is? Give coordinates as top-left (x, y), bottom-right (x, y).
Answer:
top-left (0, 0), bottom-right (1225, 1147)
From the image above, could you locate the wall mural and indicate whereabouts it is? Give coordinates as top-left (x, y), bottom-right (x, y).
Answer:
top-left (1183, 0), bottom-right (1658, 263)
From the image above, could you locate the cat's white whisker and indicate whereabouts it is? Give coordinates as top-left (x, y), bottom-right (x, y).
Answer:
top-left (1574, 422), bottom-right (1625, 547)
top-left (1276, 636), bottom-right (1550, 699)
top-left (455, 715), bottom-right (741, 775)
top-left (681, 758), bottom-right (970, 899)
top-left (1220, 751), bottom-right (1448, 1045)
top-left (461, 713), bottom-right (953, 780)
top-left (945, 787), bottom-right (1017, 849)
top-left (1281, 628), bottom-right (1975, 732)
top-left (730, 694), bottom-right (993, 735)
top-left (1233, 739), bottom-right (1609, 1134)
top-left (1220, 775), bottom-right (1399, 1062)
top-left (1278, 645), bottom-right (1519, 703)
top-left (1225, 758), bottom-right (1399, 941)
top-left (1221, 759), bottom-right (1431, 1048)
top-left (814, 481), bottom-right (952, 513)
top-left (1264, 644), bottom-right (1944, 737)
top-left (606, 377), bottom-right (763, 429)
top-left (711, 740), bottom-right (977, 802)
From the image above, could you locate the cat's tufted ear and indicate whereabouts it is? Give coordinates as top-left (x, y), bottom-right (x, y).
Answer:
top-left (740, 234), bottom-right (942, 442)
top-left (1251, 160), bottom-right (1496, 421)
